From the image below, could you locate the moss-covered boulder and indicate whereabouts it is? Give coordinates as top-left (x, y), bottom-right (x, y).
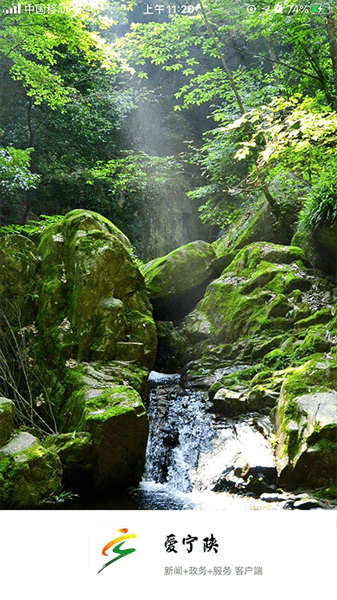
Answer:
top-left (37, 209), bottom-right (157, 369)
top-left (275, 358), bottom-right (337, 488)
top-left (85, 384), bottom-right (148, 490)
top-left (58, 360), bottom-right (149, 429)
top-left (211, 199), bottom-right (298, 272)
top-left (177, 242), bottom-right (310, 360)
top-left (0, 432), bottom-right (62, 508)
top-left (0, 398), bottom-right (16, 446)
top-left (292, 221), bottom-right (337, 275)
top-left (143, 240), bottom-right (217, 320)
top-left (54, 361), bottom-right (149, 490)
top-left (209, 388), bottom-right (247, 416)
top-left (44, 432), bottom-right (93, 492)
top-left (0, 211), bottom-right (158, 504)
top-left (165, 239), bottom-right (337, 378)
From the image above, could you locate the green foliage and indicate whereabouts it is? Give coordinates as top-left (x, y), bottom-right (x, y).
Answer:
top-left (2, 0), bottom-right (337, 239)
top-left (298, 162), bottom-right (337, 234)
top-left (87, 151), bottom-right (189, 235)
top-left (227, 94), bottom-right (337, 175)
top-left (0, 0), bottom-right (121, 109)
top-left (187, 119), bottom-right (258, 227)
top-left (0, 0), bottom-right (138, 226)
top-left (218, 94), bottom-right (337, 221)
top-left (0, 147), bottom-right (39, 191)
top-left (0, 214), bottom-right (63, 237)
top-left (89, 150), bottom-right (187, 190)
top-left (39, 489), bottom-right (80, 505)
top-left (111, 0), bottom-right (337, 227)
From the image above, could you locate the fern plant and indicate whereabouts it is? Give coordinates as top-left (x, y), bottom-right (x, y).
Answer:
top-left (0, 214), bottom-right (63, 237)
top-left (298, 165), bottom-right (337, 235)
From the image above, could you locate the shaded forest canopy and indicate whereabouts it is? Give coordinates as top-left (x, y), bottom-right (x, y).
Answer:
top-left (0, 0), bottom-right (337, 257)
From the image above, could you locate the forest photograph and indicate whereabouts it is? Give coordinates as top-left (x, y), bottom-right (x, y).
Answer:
top-left (0, 0), bottom-right (336, 513)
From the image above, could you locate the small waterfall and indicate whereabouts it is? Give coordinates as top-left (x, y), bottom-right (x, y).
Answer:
top-left (130, 370), bottom-right (279, 510)
top-left (143, 371), bottom-right (216, 493)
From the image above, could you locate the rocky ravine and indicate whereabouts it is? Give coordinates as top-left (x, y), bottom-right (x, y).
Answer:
top-left (145, 237), bottom-right (337, 503)
top-left (0, 208), bottom-right (336, 508)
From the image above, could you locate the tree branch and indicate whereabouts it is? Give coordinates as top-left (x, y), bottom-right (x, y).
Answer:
top-left (220, 37), bottom-right (322, 83)
top-left (198, 0), bottom-right (245, 116)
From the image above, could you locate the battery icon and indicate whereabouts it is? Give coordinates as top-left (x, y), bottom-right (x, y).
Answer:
top-left (311, 4), bottom-right (328, 12)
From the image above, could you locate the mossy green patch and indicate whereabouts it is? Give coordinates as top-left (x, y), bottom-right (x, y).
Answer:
top-left (57, 210), bottom-right (132, 254)
top-left (284, 271), bottom-right (311, 294)
top-left (282, 357), bottom-right (337, 401)
top-left (0, 442), bottom-right (62, 508)
top-left (182, 241), bottom-right (315, 359)
top-left (293, 327), bottom-right (331, 359)
top-left (274, 357), bottom-right (337, 473)
top-left (85, 385), bottom-right (145, 422)
top-left (143, 240), bottom-right (215, 299)
top-left (263, 348), bottom-right (289, 369)
top-left (87, 405), bottom-right (132, 422)
top-left (314, 486), bottom-right (337, 501)
top-left (295, 308), bottom-right (333, 329)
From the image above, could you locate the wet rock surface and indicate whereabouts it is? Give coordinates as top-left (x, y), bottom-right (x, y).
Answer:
top-left (151, 240), bottom-right (337, 507)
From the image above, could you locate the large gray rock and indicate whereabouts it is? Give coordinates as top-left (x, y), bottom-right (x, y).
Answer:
top-left (85, 384), bottom-right (149, 490)
top-left (275, 359), bottom-right (337, 488)
top-left (178, 242), bottom-right (310, 355)
top-left (193, 417), bottom-right (277, 493)
top-left (292, 221), bottom-right (337, 275)
top-left (211, 199), bottom-right (297, 272)
top-left (209, 388), bottom-right (247, 416)
top-left (0, 212), bottom-right (157, 505)
top-left (0, 432), bottom-right (62, 508)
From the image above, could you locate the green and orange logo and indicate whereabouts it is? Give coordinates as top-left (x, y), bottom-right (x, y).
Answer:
top-left (98, 528), bottom-right (137, 574)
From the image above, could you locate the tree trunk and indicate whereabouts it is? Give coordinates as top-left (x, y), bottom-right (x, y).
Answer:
top-left (22, 98), bottom-right (35, 224)
top-left (198, 0), bottom-right (245, 117)
top-left (326, 9), bottom-right (337, 106)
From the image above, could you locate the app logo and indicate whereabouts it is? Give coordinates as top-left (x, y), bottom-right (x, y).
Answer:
top-left (98, 527), bottom-right (137, 574)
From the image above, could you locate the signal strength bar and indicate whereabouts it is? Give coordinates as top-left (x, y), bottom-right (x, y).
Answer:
top-left (2, 4), bottom-right (21, 13)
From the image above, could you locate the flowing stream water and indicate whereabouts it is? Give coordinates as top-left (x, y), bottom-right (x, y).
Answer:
top-left (126, 371), bottom-right (282, 510)
top-left (73, 370), bottom-right (329, 511)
